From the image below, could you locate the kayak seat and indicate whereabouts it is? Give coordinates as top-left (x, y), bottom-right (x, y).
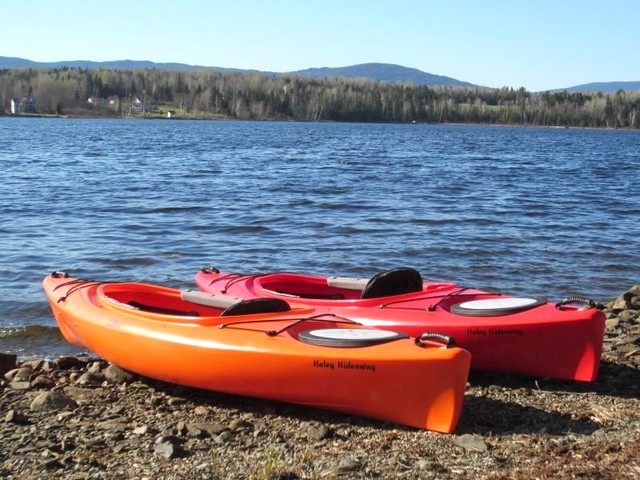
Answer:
top-left (221, 298), bottom-right (292, 316)
top-left (361, 268), bottom-right (423, 299)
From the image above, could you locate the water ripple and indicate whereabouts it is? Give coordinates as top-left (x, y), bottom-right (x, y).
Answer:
top-left (2, 119), bottom-right (640, 357)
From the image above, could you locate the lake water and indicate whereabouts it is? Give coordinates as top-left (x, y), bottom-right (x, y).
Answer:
top-left (2, 118), bottom-right (639, 358)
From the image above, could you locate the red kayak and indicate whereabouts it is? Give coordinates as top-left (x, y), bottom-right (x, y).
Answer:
top-left (195, 266), bottom-right (606, 381)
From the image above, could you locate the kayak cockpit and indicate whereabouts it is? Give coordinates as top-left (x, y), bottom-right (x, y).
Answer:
top-left (256, 267), bottom-right (454, 300)
top-left (97, 283), bottom-right (311, 325)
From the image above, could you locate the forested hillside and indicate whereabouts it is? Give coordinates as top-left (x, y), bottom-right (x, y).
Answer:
top-left (1, 67), bottom-right (639, 128)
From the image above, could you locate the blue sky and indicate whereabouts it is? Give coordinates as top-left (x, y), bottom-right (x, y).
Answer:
top-left (4, 0), bottom-right (639, 91)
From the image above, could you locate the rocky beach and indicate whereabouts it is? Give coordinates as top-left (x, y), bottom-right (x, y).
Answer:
top-left (1, 288), bottom-right (639, 479)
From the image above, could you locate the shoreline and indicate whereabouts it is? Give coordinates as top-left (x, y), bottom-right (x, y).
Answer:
top-left (2, 113), bottom-right (639, 131)
top-left (2, 288), bottom-right (639, 479)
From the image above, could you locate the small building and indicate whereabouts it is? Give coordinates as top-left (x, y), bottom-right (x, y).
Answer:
top-left (167, 110), bottom-right (177, 118)
top-left (87, 97), bottom-right (107, 105)
top-left (105, 96), bottom-right (120, 111)
top-left (131, 97), bottom-right (144, 113)
top-left (11, 97), bottom-right (36, 114)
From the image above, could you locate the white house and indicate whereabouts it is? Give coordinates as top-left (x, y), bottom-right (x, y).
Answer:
top-left (131, 97), bottom-right (144, 113)
top-left (10, 97), bottom-right (36, 114)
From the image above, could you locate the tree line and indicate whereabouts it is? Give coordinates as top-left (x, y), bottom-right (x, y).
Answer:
top-left (1, 67), bottom-right (639, 128)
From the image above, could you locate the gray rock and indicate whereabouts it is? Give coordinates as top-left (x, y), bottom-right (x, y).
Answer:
top-left (3, 367), bottom-right (20, 380)
top-left (31, 375), bottom-right (56, 390)
top-left (56, 411), bottom-right (74, 422)
top-left (113, 437), bottom-right (141, 454)
top-left (188, 422), bottom-right (227, 437)
top-left (10, 380), bottom-right (32, 390)
top-left (87, 361), bottom-right (106, 373)
top-left (133, 425), bottom-right (150, 435)
top-left (154, 435), bottom-right (183, 459)
top-left (154, 440), bottom-right (180, 459)
top-left (229, 418), bottom-right (253, 431)
top-left (12, 367), bottom-right (34, 382)
top-left (20, 359), bottom-right (44, 370)
top-left (186, 424), bottom-right (207, 438)
top-left (193, 405), bottom-right (209, 415)
top-left (335, 458), bottom-right (362, 474)
top-left (30, 392), bottom-right (78, 412)
top-left (618, 310), bottom-right (639, 323)
top-left (4, 409), bottom-right (29, 424)
top-left (155, 434), bottom-right (182, 445)
top-left (53, 356), bottom-right (86, 370)
top-left (40, 360), bottom-right (54, 372)
top-left (214, 431), bottom-right (233, 445)
top-left (97, 419), bottom-right (129, 432)
top-left (104, 364), bottom-right (134, 383)
top-left (307, 423), bottom-right (331, 440)
top-left (167, 397), bottom-right (187, 406)
top-left (175, 421), bottom-right (187, 435)
top-left (454, 434), bottom-right (489, 452)
top-left (611, 286), bottom-right (640, 311)
top-left (128, 381), bottom-right (151, 389)
top-left (606, 317), bottom-right (621, 331)
top-left (76, 371), bottom-right (105, 386)
top-left (64, 386), bottom-right (104, 401)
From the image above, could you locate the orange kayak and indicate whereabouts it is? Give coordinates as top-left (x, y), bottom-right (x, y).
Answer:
top-left (43, 271), bottom-right (471, 433)
top-left (195, 266), bottom-right (606, 381)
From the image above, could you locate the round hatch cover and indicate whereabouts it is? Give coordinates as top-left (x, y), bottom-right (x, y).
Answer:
top-left (298, 328), bottom-right (408, 347)
top-left (450, 297), bottom-right (547, 316)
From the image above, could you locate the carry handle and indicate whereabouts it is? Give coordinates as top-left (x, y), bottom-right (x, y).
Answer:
top-left (555, 296), bottom-right (596, 310)
top-left (200, 265), bottom-right (220, 274)
top-left (415, 333), bottom-right (456, 348)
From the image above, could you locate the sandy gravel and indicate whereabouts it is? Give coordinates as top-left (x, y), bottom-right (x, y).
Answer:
top-left (1, 289), bottom-right (639, 479)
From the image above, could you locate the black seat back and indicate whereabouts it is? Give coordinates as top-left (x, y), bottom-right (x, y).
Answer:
top-left (221, 298), bottom-right (291, 316)
top-left (361, 268), bottom-right (423, 299)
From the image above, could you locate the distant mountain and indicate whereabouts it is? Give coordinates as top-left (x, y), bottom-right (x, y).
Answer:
top-left (0, 56), bottom-right (473, 88)
top-left (290, 63), bottom-right (475, 87)
top-left (2, 56), bottom-right (639, 92)
top-left (562, 81), bottom-right (640, 93)
top-left (0, 56), bottom-right (254, 74)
